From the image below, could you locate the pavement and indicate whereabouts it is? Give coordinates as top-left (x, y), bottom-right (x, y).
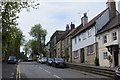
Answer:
top-left (2, 62), bottom-right (17, 80)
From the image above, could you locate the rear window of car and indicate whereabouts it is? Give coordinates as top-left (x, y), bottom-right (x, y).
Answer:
top-left (55, 58), bottom-right (64, 61)
top-left (9, 56), bottom-right (16, 60)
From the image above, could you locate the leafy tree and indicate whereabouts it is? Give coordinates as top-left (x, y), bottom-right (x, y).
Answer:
top-left (2, 1), bottom-right (39, 61)
top-left (29, 24), bottom-right (47, 56)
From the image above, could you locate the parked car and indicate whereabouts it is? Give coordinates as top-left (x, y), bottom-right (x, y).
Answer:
top-left (7, 56), bottom-right (18, 64)
top-left (40, 57), bottom-right (47, 64)
top-left (114, 66), bottom-right (120, 80)
top-left (46, 58), bottom-right (53, 66)
top-left (52, 58), bottom-right (66, 68)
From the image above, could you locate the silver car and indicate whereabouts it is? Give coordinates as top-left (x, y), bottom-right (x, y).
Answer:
top-left (115, 66), bottom-right (120, 80)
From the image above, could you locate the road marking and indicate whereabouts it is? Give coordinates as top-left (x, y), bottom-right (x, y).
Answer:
top-left (39, 67), bottom-right (43, 69)
top-left (11, 73), bottom-right (14, 75)
top-left (16, 64), bottom-right (21, 80)
top-left (10, 76), bottom-right (14, 78)
top-left (53, 74), bottom-right (61, 78)
top-left (44, 70), bottom-right (50, 73)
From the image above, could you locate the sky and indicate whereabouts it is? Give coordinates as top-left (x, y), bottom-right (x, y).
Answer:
top-left (17, 0), bottom-right (120, 51)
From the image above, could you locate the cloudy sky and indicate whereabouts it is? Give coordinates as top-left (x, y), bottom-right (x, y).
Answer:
top-left (17, 0), bottom-right (120, 48)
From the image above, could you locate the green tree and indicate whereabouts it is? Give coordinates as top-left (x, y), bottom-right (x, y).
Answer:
top-left (29, 24), bottom-right (47, 56)
top-left (2, 1), bottom-right (39, 61)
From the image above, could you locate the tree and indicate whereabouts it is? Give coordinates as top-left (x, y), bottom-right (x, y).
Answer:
top-left (29, 24), bottom-right (47, 56)
top-left (2, 1), bottom-right (40, 61)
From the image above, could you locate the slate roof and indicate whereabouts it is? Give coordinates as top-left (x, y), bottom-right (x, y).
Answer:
top-left (97, 14), bottom-right (120, 35)
top-left (72, 9), bottom-right (108, 38)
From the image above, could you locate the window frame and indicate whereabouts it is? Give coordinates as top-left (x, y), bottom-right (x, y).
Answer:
top-left (112, 31), bottom-right (117, 41)
top-left (87, 44), bottom-right (94, 55)
top-left (103, 35), bottom-right (107, 44)
top-left (103, 52), bottom-right (108, 59)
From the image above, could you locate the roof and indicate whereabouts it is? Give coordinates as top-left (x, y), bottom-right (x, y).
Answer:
top-left (72, 9), bottom-right (108, 38)
top-left (50, 30), bottom-right (65, 40)
top-left (65, 28), bottom-right (76, 38)
top-left (97, 14), bottom-right (120, 35)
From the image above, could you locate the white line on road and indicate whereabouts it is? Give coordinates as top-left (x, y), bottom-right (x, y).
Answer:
top-left (44, 70), bottom-right (50, 73)
top-left (39, 67), bottom-right (43, 69)
top-left (53, 74), bottom-right (61, 78)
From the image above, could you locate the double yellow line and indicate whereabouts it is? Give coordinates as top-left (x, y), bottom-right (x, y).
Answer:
top-left (16, 64), bottom-right (20, 80)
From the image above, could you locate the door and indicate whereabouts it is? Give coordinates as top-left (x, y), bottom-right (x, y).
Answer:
top-left (81, 48), bottom-right (84, 63)
top-left (114, 50), bottom-right (118, 67)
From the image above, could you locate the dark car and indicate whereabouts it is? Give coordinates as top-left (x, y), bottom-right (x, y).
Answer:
top-left (46, 58), bottom-right (53, 66)
top-left (114, 66), bottom-right (120, 80)
top-left (52, 58), bottom-right (66, 68)
top-left (7, 56), bottom-right (17, 64)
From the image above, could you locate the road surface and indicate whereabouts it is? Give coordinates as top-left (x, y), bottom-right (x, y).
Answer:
top-left (19, 62), bottom-right (112, 80)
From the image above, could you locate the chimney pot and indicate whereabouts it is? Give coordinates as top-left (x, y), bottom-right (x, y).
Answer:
top-left (66, 24), bottom-right (69, 31)
top-left (70, 22), bottom-right (75, 30)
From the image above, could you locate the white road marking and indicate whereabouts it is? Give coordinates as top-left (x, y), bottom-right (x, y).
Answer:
top-left (9, 76), bottom-right (13, 78)
top-left (53, 74), bottom-right (61, 78)
top-left (44, 70), bottom-right (50, 73)
top-left (39, 67), bottom-right (43, 69)
top-left (11, 73), bottom-right (14, 75)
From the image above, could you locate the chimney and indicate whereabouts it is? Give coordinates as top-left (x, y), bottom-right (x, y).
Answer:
top-left (70, 22), bottom-right (75, 30)
top-left (66, 24), bottom-right (69, 31)
top-left (81, 13), bottom-right (88, 26)
top-left (106, 0), bottom-right (116, 20)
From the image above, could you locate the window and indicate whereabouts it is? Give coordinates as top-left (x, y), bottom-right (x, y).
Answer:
top-left (103, 52), bottom-right (108, 59)
top-left (103, 35), bottom-right (107, 43)
top-left (112, 32), bottom-right (117, 41)
top-left (74, 50), bottom-right (78, 59)
top-left (87, 45), bottom-right (94, 55)
top-left (78, 35), bottom-right (81, 42)
top-left (83, 32), bottom-right (86, 40)
top-left (74, 38), bottom-right (77, 44)
top-left (88, 29), bottom-right (92, 37)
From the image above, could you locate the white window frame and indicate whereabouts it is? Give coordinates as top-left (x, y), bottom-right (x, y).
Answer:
top-left (74, 37), bottom-right (77, 44)
top-left (112, 31), bottom-right (117, 41)
top-left (103, 35), bottom-right (107, 43)
top-left (83, 32), bottom-right (86, 40)
top-left (88, 28), bottom-right (92, 38)
top-left (103, 52), bottom-right (108, 59)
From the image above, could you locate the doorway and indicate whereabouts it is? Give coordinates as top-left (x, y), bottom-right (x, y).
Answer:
top-left (81, 48), bottom-right (85, 63)
top-left (114, 50), bottom-right (119, 67)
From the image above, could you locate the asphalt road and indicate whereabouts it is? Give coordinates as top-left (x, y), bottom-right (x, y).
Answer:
top-left (19, 62), bottom-right (112, 80)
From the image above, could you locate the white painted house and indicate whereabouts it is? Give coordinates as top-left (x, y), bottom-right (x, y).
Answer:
top-left (71, 0), bottom-right (119, 65)
top-left (96, 14), bottom-right (120, 67)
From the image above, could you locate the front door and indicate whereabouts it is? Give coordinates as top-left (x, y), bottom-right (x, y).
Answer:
top-left (81, 48), bottom-right (84, 63)
top-left (114, 50), bottom-right (119, 67)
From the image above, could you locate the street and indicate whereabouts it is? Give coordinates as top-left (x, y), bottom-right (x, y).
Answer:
top-left (19, 62), bottom-right (112, 80)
